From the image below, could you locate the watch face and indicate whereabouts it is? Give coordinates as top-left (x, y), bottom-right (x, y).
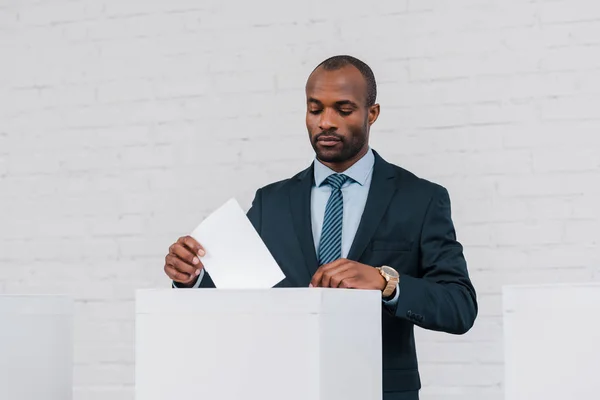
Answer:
top-left (381, 266), bottom-right (399, 278)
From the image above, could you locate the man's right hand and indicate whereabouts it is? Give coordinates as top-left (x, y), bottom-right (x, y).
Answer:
top-left (164, 236), bottom-right (205, 288)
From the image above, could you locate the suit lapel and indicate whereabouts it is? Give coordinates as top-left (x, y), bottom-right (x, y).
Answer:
top-left (289, 164), bottom-right (319, 280)
top-left (347, 151), bottom-right (397, 262)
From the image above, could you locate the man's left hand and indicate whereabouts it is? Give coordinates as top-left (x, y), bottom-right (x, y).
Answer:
top-left (310, 259), bottom-right (385, 290)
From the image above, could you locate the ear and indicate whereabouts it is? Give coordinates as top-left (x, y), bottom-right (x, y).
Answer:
top-left (368, 103), bottom-right (380, 126)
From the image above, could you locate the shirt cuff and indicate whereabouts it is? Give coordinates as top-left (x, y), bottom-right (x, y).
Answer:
top-left (172, 269), bottom-right (205, 288)
top-left (382, 283), bottom-right (400, 307)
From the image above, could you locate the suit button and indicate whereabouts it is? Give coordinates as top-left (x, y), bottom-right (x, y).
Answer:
top-left (407, 310), bottom-right (413, 317)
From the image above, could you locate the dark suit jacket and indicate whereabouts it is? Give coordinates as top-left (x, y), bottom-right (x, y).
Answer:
top-left (195, 150), bottom-right (478, 400)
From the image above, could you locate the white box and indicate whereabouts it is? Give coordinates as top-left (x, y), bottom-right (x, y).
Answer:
top-left (135, 288), bottom-right (382, 400)
top-left (0, 295), bottom-right (74, 400)
top-left (503, 283), bottom-right (600, 400)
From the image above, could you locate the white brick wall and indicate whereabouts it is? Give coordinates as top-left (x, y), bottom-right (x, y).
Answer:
top-left (1, 0), bottom-right (599, 399)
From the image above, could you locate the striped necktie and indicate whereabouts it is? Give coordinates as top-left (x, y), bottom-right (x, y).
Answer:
top-left (318, 173), bottom-right (350, 266)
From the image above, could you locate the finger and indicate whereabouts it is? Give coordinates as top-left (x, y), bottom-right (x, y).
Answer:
top-left (310, 259), bottom-right (347, 287)
top-left (166, 254), bottom-right (198, 278)
top-left (170, 242), bottom-right (203, 270)
top-left (165, 264), bottom-right (195, 283)
top-left (338, 277), bottom-right (358, 289)
top-left (330, 269), bottom-right (358, 288)
top-left (320, 261), bottom-right (352, 288)
top-left (180, 236), bottom-right (205, 257)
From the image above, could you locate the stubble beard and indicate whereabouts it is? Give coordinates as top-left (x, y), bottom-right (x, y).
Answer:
top-left (312, 120), bottom-right (369, 164)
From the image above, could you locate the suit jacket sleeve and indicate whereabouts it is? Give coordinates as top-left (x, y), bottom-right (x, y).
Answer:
top-left (394, 185), bottom-right (477, 334)
top-left (246, 187), bottom-right (292, 288)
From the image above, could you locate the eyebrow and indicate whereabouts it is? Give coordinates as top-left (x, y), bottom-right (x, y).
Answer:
top-left (308, 98), bottom-right (359, 108)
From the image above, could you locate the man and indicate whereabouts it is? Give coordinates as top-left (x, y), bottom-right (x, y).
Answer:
top-left (164, 55), bottom-right (477, 400)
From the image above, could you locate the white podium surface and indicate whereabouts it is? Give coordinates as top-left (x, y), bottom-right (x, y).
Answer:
top-left (503, 283), bottom-right (600, 400)
top-left (135, 288), bottom-right (382, 400)
top-left (0, 295), bottom-right (74, 400)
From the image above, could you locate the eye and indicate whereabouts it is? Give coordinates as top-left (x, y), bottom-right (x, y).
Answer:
top-left (309, 109), bottom-right (322, 115)
top-left (339, 110), bottom-right (353, 116)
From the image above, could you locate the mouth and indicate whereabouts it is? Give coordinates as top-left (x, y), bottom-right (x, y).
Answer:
top-left (316, 135), bottom-right (342, 147)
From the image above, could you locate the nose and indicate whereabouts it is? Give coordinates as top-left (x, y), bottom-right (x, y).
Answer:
top-left (318, 108), bottom-right (338, 131)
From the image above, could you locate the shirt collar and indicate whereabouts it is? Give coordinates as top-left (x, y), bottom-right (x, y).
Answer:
top-left (313, 147), bottom-right (374, 187)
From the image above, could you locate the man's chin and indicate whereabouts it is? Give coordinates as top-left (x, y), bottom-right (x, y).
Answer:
top-left (315, 148), bottom-right (347, 163)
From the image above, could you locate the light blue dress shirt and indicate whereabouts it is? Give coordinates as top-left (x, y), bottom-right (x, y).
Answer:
top-left (181, 147), bottom-right (400, 306)
top-left (311, 148), bottom-right (399, 307)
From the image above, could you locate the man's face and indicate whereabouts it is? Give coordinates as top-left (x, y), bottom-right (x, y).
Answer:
top-left (305, 65), bottom-right (377, 164)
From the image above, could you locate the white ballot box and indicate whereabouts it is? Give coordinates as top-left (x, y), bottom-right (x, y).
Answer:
top-left (135, 288), bottom-right (382, 400)
top-left (0, 295), bottom-right (74, 400)
top-left (503, 283), bottom-right (600, 400)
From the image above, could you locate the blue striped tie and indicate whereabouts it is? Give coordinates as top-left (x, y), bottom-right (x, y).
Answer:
top-left (318, 173), bottom-right (350, 266)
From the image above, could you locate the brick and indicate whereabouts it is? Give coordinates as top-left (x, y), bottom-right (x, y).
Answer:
top-left (533, 147), bottom-right (600, 172)
top-left (456, 197), bottom-right (530, 224)
top-left (571, 195), bottom-right (600, 219)
top-left (0, 8), bottom-right (19, 30)
top-left (342, 14), bottom-right (436, 41)
top-left (428, 126), bottom-right (505, 152)
top-left (470, 101), bottom-right (537, 125)
top-left (462, 149), bottom-right (532, 175)
top-left (409, 51), bottom-right (541, 81)
top-left (459, 224), bottom-right (494, 247)
top-left (5, 150), bottom-right (63, 174)
top-left (525, 197), bottom-right (573, 220)
top-left (542, 21), bottom-right (600, 48)
top-left (1, 237), bottom-right (119, 261)
top-left (393, 105), bottom-right (470, 129)
top-left (499, 72), bottom-right (583, 99)
top-left (564, 220), bottom-right (600, 245)
top-left (435, 176), bottom-right (498, 202)
top-left (407, 0), bottom-right (435, 12)
top-left (97, 79), bottom-right (155, 103)
top-left (503, 121), bottom-right (600, 149)
top-left (87, 14), bottom-right (188, 41)
top-left (542, 94), bottom-right (600, 120)
top-left (541, 1), bottom-right (600, 23)
top-left (526, 245), bottom-right (600, 269)
top-left (117, 236), bottom-right (175, 258)
top-left (6, 87), bottom-right (45, 113)
top-left (492, 221), bottom-right (564, 246)
top-left (541, 46), bottom-right (600, 71)
top-left (38, 84), bottom-right (97, 108)
top-left (464, 247), bottom-right (530, 272)
top-left (89, 214), bottom-right (146, 237)
top-left (383, 79), bottom-right (474, 106)
top-left (212, 71), bottom-right (276, 94)
top-left (448, 4), bottom-right (539, 30)
top-left (496, 172), bottom-right (600, 197)
top-left (100, 0), bottom-right (148, 17)
top-left (152, 76), bottom-right (210, 99)
top-left (18, 2), bottom-right (104, 26)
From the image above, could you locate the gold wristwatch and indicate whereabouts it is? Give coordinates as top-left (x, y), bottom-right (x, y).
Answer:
top-left (377, 266), bottom-right (399, 298)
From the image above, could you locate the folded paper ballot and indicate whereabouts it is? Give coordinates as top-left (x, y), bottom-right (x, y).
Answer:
top-left (190, 198), bottom-right (285, 289)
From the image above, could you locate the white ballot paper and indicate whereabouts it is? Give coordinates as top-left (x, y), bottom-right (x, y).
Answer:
top-left (190, 198), bottom-right (285, 289)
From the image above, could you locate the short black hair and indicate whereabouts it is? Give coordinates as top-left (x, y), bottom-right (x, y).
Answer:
top-left (314, 55), bottom-right (377, 106)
